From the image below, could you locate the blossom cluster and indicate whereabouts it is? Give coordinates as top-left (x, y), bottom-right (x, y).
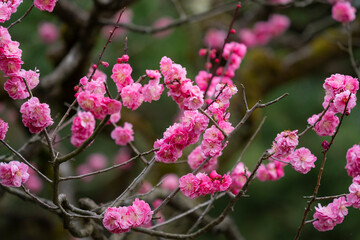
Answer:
top-left (76, 68), bottom-right (122, 120)
top-left (160, 56), bottom-right (204, 110)
top-left (239, 14), bottom-right (290, 47)
top-left (347, 175), bottom-right (360, 209)
top-left (179, 170), bottom-right (232, 198)
top-left (0, 26), bottom-right (39, 100)
top-left (345, 144), bottom-right (360, 178)
top-left (230, 162), bottom-right (251, 194)
top-left (308, 74), bottom-right (358, 137)
top-left (0, 161), bottom-right (29, 187)
top-left (34, 0), bottom-right (58, 12)
top-left (103, 198), bottom-right (153, 234)
top-left (313, 197), bottom-right (350, 231)
top-left (111, 60), bottom-right (164, 110)
top-left (154, 110), bottom-right (209, 163)
top-left (207, 83), bottom-right (238, 127)
top-left (0, 118), bottom-right (9, 140)
top-left (258, 130), bottom-right (317, 180)
top-left (71, 111), bottom-right (96, 147)
top-left (187, 146), bottom-right (218, 172)
top-left (196, 42), bottom-right (245, 98)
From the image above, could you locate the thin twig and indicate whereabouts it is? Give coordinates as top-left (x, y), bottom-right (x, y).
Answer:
top-left (346, 23), bottom-right (360, 79)
top-left (149, 193), bottom-right (226, 230)
top-left (187, 195), bottom-right (216, 233)
top-left (0, 140), bottom-right (52, 183)
top-left (7, 4), bottom-right (34, 30)
top-left (99, 2), bottom-right (238, 34)
top-left (233, 116), bottom-right (266, 171)
top-left (303, 193), bottom-right (347, 201)
top-left (198, 108), bottom-right (228, 138)
top-left (60, 148), bottom-right (157, 181)
top-left (51, 99), bottom-right (77, 142)
top-left (294, 95), bottom-right (351, 240)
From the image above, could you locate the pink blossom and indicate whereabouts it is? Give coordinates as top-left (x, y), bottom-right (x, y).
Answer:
top-left (0, 1), bottom-right (21, 23)
top-left (257, 161), bottom-right (285, 181)
top-left (110, 112), bottom-right (121, 124)
top-left (154, 140), bottom-right (182, 163)
top-left (4, 75), bottom-right (29, 100)
top-left (285, 147), bottom-right (317, 174)
top-left (161, 174), bottom-right (179, 191)
top-left (223, 42), bottom-right (247, 59)
top-left (181, 110), bottom-right (209, 136)
top-left (131, 198), bottom-right (153, 227)
top-left (179, 173), bottom-right (200, 199)
top-left (0, 161), bottom-right (29, 187)
top-left (333, 90), bottom-right (357, 114)
top-left (103, 207), bottom-right (130, 234)
top-left (210, 170), bottom-right (232, 192)
top-left (204, 29), bottom-right (227, 49)
top-left (345, 144), bottom-right (360, 177)
top-left (71, 111), bottom-right (95, 147)
top-left (111, 122), bottom-right (134, 146)
top-left (87, 153), bottom-right (107, 170)
top-left (271, 130), bottom-right (299, 159)
top-left (20, 97), bottom-right (53, 134)
top-left (0, 57), bottom-right (23, 76)
top-left (201, 139), bottom-right (224, 158)
top-left (187, 146), bottom-right (218, 172)
top-left (323, 74), bottom-right (358, 97)
top-left (332, 2), bottom-right (356, 23)
top-left (203, 125), bottom-right (225, 142)
top-left (313, 197), bottom-right (350, 231)
top-left (21, 69), bottom-right (40, 89)
top-left (195, 70), bottom-right (212, 94)
top-left (38, 22), bottom-right (59, 44)
top-left (159, 56), bottom-right (173, 78)
top-left (196, 172), bottom-right (214, 196)
top-left (0, 118), bottom-right (8, 140)
top-left (120, 83), bottom-right (144, 110)
top-left (347, 176), bottom-right (360, 209)
top-left (307, 111), bottom-right (339, 137)
top-left (163, 123), bottom-right (190, 149)
top-left (2, 40), bottom-right (22, 58)
top-left (142, 79), bottom-right (164, 102)
top-left (111, 63), bottom-right (133, 92)
top-left (34, 0), bottom-right (57, 12)
top-left (230, 162), bottom-right (251, 194)
top-left (77, 91), bottom-right (102, 112)
top-left (0, 3), bottom-right (12, 23)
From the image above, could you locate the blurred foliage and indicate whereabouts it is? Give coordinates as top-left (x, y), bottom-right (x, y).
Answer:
top-left (1, 0), bottom-right (360, 239)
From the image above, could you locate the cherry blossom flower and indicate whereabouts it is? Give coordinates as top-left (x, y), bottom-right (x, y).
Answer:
top-left (111, 122), bottom-right (134, 146)
top-left (20, 97), bottom-right (53, 134)
top-left (0, 161), bottom-right (29, 187)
